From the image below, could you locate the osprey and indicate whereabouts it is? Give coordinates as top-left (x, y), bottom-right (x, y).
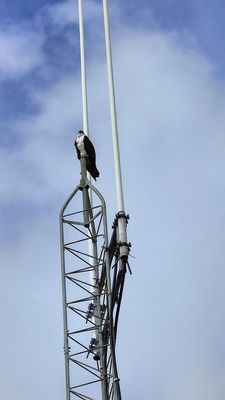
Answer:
top-left (75, 130), bottom-right (100, 180)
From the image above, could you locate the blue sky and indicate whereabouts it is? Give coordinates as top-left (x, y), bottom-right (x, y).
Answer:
top-left (1, 1), bottom-right (225, 399)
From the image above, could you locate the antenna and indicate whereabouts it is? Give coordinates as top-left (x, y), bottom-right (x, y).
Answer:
top-left (59, 1), bottom-right (131, 399)
top-left (102, 0), bottom-right (129, 263)
top-left (78, 0), bottom-right (89, 135)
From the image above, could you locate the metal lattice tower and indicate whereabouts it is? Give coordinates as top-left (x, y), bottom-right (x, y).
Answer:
top-left (59, 1), bottom-right (131, 399)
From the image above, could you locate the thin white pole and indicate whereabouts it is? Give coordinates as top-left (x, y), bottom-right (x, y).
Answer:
top-left (102, 0), bottom-right (129, 266)
top-left (77, 0), bottom-right (93, 194)
top-left (77, 2), bottom-right (102, 361)
top-left (102, 0), bottom-right (125, 213)
top-left (78, 0), bottom-right (89, 136)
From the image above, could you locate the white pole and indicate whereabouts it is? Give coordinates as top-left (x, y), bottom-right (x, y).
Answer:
top-left (77, 0), bottom-right (97, 340)
top-left (102, 0), bottom-right (125, 213)
top-left (102, 0), bottom-right (129, 263)
top-left (78, 0), bottom-right (89, 136)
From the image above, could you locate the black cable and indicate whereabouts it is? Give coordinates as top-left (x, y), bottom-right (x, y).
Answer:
top-left (114, 264), bottom-right (126, 340)
top-left (108, 287), bottom-right (122, 400)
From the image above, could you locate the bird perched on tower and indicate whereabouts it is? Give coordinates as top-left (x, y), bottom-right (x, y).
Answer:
top-left (74, 130), bottom-right (100, 180)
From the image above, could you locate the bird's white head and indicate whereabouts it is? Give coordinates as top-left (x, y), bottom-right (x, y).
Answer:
top-left (77, 130), bottom-right (85, 138)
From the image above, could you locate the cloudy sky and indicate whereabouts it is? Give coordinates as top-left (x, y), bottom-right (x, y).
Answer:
top-left (1, 0), bottom-right (225, 399)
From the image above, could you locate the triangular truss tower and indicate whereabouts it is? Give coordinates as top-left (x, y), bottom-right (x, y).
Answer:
top-left (60, 160), bottom-right (130, 400)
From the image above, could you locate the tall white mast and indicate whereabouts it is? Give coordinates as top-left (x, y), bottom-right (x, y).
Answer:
top-left (77, 0), bottom-right (102, 350)
top-left (78, 0), bottom-right (89, 136)
top-left (102, 0), bottom-right (129, 262)
top-left (102, 0), bottom-right (124, 213)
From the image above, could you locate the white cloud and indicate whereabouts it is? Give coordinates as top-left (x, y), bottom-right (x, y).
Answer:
top-left (0, 27), bottom-right (44, 80)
